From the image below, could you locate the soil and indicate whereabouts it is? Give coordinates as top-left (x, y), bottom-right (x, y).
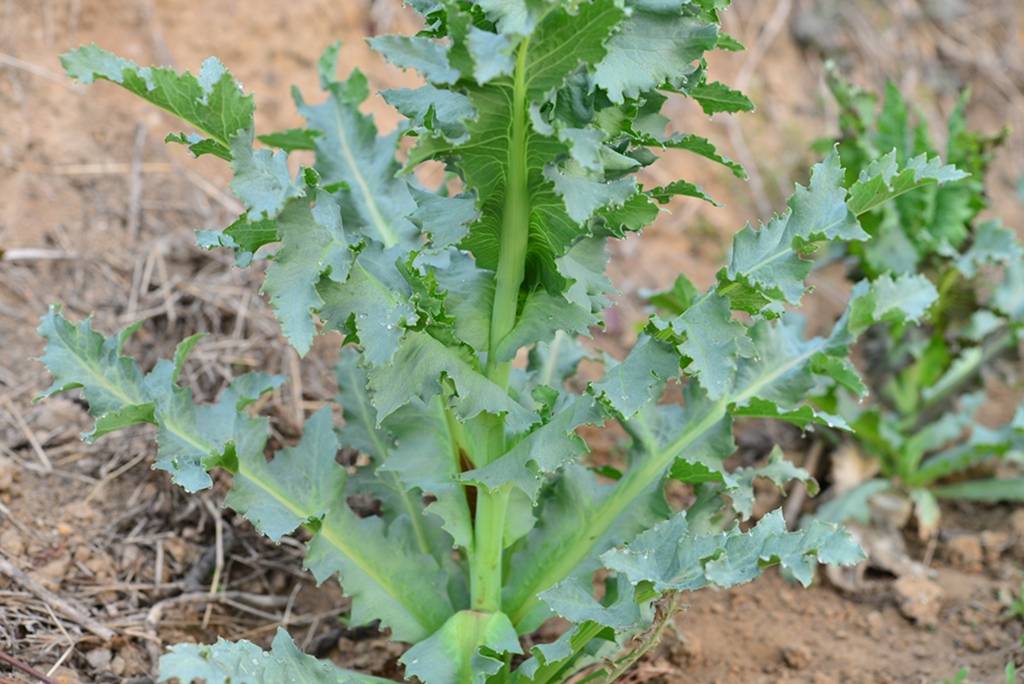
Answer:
top-left (1, 1), bottom-right (1022, 683)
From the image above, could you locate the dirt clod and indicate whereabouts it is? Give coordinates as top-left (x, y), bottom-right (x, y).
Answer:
top-left (944, 535), bottom-right (984, 572)
top-left (781, 644), bottom-right (812, 670)
top-left (892, 575), bottom-right (944, 626)
top-left (979, 530), bottom-right (1010, 567)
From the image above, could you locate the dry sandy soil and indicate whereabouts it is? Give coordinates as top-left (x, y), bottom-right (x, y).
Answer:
top-left (1, 1), bottom-right (1023, 682)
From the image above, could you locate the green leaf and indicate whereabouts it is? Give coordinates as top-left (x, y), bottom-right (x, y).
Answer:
top-left (726, 447), bottom-right (820, 518)
top-left (932, 478), bottom-right (1024, 502)
top-left (200, 214), bottom-right (279, 265)
top-left (809, 354), bottom-right (867, 397)
top-left (505, 465), bottom-right (669, 632)
top-left (590, 337), bottom-right (679, 418)
top-left (961, 310), bottom-right (1005, 342)
top-left (526, 331), bottom-right (590, 390)
top-left (317, 244), bottom-right (417, 365)
top-left (400, 610), bottom-right (522, 684)
top-left (463, 26), bottom-right (517, 84)
top-left (846, 150), bottom-right (967, 216)
top-left (38, 311), bottom-right (450, 642)
top-left (911, 423), bottom-right (1021, 486)
top-left (383, 85), bottom-right (475, 142)
top-left (495, 290), bottom-right (598, 363)
top-left (431, 250), bottom-right (495, 353)
top-left (296, 45), bottom-right (417, 248)
top-left (262, 191), bottom-right (354, 355)
top-left (716, 31), bottom-right (745, 51)
top-left (159, 628), bottom-right (392, 684)
top-left (648, 179), bottom-right (717, 206)
top-left (593, 5), bottom-right (718, 103)
top-left (336, 349), bottom-right (469, 555)
top-left (955, 220), bottom-right (1022, 277)
top-left (671, 445), bottom-right (818, 519)
top-left (421, 0), bottom-right (626, 292)
top-left (228, 131), bottom-right (306, 220)
top-left (476, 0), bottom-right (559, 36)
top-left (993, 260), bottom-right (1024, 320)
top-left (257, 127), bottom-right (320, 151)
top-left (646, 273), bottom-right (700, 317)
top-left (37, 306), bottom-right (151, 440)
top-left (463, 396), bottom-right (605, 500)
top-left (224, 408), bottom-right (345, 541)
top-left (603, 509), bottom-right (862, 592)
top-left (650, 132), bottom-right (746, 179)
top-left (411, 190), bottom-right (480, 249)
top-left (723, 151), bottom-right (866, 307)
top-left (37, 311), bottom-right (279, 492)
top-left (62, 45), bottom-right (253, 160)
top-left (909, 488), bottom-right (941, 534)
top-left (835, 273), bottom-right (938, 342)
top-left (655, 291), bottom-right (752, 399)
top-left (809, 479), bottom-right (892, 526)
top-left (304, 500), bottom-right (455, 642)
top-left (690, 80), bottom-right (754, 115)
top-left (731, 398), bottom-right (850, 431)
top-left (545, 167), bottom-right (637, 223)
top-left (540, 574), bottom-right (644, 632)
top-left (367, 330), bottom-right (536, 433)
top-left (631, 384), bottom-right (736, 467)
top-left (369, 35), bottom-right (460, 84)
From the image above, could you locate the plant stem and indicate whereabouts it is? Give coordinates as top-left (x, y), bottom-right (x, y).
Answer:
top-left (485, 37), bottom-right (531, 388)
top-left (470, 37), bottom-right (532, 613)
top-left (596, 592), bottom-right (683, 684)
top-left (470, 484), bottom-right (511, 611)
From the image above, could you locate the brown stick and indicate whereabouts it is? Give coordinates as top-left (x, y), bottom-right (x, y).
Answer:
top-left (0, 555), bottom-right (115, 642)
top-left (126, 123), bottom-right (148, 240)
top-left (1, 397), bottom-right (52, 472)
top-left (0, 651), bottom-right (57, 684)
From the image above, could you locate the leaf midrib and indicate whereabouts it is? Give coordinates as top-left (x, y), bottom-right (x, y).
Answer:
top-left (329, 103), bottom-right (397, 248)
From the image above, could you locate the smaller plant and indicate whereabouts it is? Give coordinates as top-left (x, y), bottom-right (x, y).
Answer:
top-left (809, 67), bottom-right (1024, 534)
top-left (942, 664), bottom-right (1019, 684)
top-left (942, 669), bottom-right (969, 684)
top-left (1005, 582), bottom-right (1024, 620)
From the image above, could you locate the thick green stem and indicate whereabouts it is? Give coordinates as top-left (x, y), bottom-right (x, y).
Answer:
top-left (470, 485), bottom-right (512, 610)
top-left (485, 37), bottom-right (531, 387)
top-left (470, 38), bottom-right (532, 613)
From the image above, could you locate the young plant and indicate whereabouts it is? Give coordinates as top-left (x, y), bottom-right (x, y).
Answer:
top-left (810, 68), bottom-right (1024, 535)
top-left (38, 3), bottom-right (966, 682)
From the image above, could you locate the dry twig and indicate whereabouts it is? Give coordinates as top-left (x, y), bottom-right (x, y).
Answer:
top-left (0, 651), bottom-right (56, 684)
top-left (0, 555), bottom-right (115, 642)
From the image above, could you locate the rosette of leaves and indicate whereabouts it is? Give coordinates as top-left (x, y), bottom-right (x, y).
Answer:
top-left (808, 68), bottom-right (1024, 535)
top-left (40, 3), bottom-right (968, 682)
